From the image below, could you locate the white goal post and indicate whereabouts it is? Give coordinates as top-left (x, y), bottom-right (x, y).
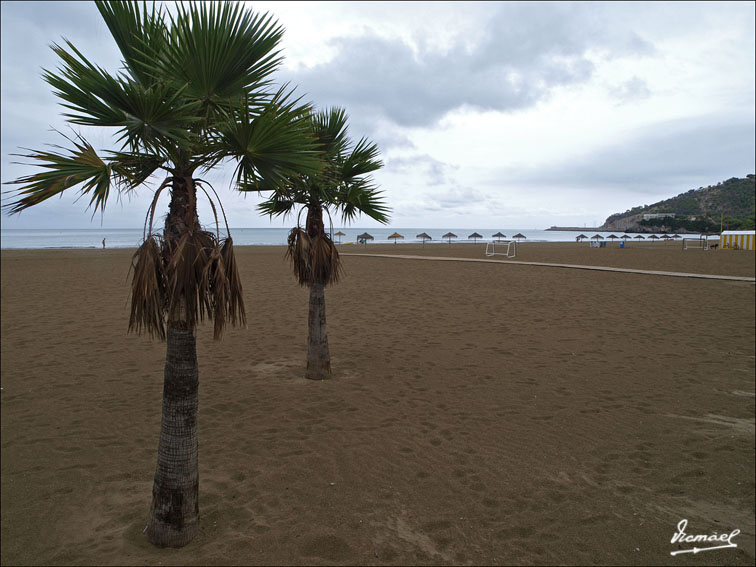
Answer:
top-left (485, 240), bottom-right (516, 258)
top-left (682, 237), bottom-right (708, 250)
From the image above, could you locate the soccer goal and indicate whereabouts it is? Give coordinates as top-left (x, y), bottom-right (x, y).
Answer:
top-left (485, 240), bottom-right (516, 258)
top-left (682, 237), bottom-right (708, 250)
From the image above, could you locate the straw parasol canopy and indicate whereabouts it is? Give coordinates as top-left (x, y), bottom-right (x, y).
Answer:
top-left (442, 232), bottom-right (457, 243)
top-left (416, 232), bottom-right (432, 247)
top-left (634, 235), bottom-right (645, 240)
top-left (512, 233), bottom-right (526, 241)
top-left (388, 232), bottom-right (404, 244)
top-left (576, 233), bottom-right (588, 242)
top-left (591, 234), bottom-right (604, 241)
top-left (334, 230), bottom-right (345, 243)
top-left (620, 234), bottom-right (631, 240)
top-left (672, 234), bottom-right (681, 240)
top-left (607, 234), bottom-right (619, 242)
top-left (357, 232), bottom-right (374, 245)
top-left (468, 232), bottom-right (483, 242)
top-left (492, 231), bottom-right (506, 241)
top-left (648, 234), bottom-right (660, 242)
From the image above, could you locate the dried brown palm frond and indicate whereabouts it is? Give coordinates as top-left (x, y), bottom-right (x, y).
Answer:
top-left (129, 235), bottom-right (167, 339)
top-left (129, 176), bottom-right (246, 340)
top-left (201, 236), bottom-right (247, 339)
top-left (219, 237), bottom-right (246, 331)
top-left (286, 227), bottom-right (342, 287)
top-left (164, 229), bottom-right (215, 330)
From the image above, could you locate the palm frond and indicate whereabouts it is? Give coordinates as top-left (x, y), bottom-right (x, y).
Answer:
top-left (286, 227), bottom-right (342, 287)
top-left (258, 192), bottom-right (299, 219)
top-left (338, 178), bottom-right (391, 225)
top-left (42, 40), bottom-right (129, 128)
top-left (110, 150), bottom-right (165, 191)
top-left (44, 40), bottom-right (202, 154)
top-left (95, 0), bottom-right (169, 86)
top-left (207, 237), bottom-right (246, 339)
top-left (128, 234), bottom-right (167, 339)
top-left (217, 88), bottom-right (321, 191)
top-left (160, 1), bottom-right (284, 106)
top-left (3, 131), bottom-right (113, 215)
top-left (128, 228), bottom-right (246, 341)
top-left (312, 107), bottom-right (349, 156)
top-left (341, 137), bottom-right (383, 179)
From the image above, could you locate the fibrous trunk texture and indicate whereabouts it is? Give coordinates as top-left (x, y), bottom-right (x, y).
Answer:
top-left (146, 325), bottom-right (199, 547)
top-left (306, 281), bottom-right (331, 380)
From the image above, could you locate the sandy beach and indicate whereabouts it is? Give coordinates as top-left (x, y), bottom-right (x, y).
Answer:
top-left (1, 242), bottom-right (754, 566)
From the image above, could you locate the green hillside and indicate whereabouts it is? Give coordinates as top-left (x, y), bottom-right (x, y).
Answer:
top-left (603, 175), bottom-right (755, 232)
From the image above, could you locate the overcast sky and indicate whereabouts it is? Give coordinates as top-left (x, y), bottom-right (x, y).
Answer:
top-left (1, 1), bottom-right (754, 230)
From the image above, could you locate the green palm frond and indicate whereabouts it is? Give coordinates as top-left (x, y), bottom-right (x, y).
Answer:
top-left (44, 41), bottom-right (202, 154)
top-left (3, 131), bottom-right (113, 215)
top-left (109, 150), bottom-right (166, 190)
top-left (341, 137), bottom-right (383, 179)
top-left (217, 87), bottom-right (321, 191)
top-left (338, 178), bottom-right (390, 225)
top-left (43, 40), bottom-right (130, 127)
top-left (258, 192), bottom-right (299, 219)
top-left (312, 107), bottom-right (349, 156)
top-left (161, 1), bottom-right (284, 106)
top-left (96, 0), bottom-right (168, 86)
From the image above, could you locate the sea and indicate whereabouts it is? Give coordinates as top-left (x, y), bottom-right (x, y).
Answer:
top-left (0, 227), bottom-right (692, 250)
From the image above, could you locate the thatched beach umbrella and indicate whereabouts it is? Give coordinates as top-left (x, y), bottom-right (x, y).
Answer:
top-left (648, 234), bottom-right (660, 243)
top-left (468, 232), bottom-right (483, 242)
top-left (591, 234), bottom-right (604, 241)
top-left (442, 232), bottom-right (457, 243)
top-left (634, 235), bottom-right (645, 240)
top-left (334, 230), bottom-right (345, 244)
top-left (512, 233), bottom-right (526, 241)
top-left (576, 233), bottom-right (588, 243)
top-left (357, 232), bottom-right (374, 245)
top-left (416, 232), bottom-right (432, 247)
top-left (620, 234), bottom-right (631, 240)
top-left (492, 231), bottom-right (506, 241)
top-left (607, 234), bottom-right (619, 243)
top-left (388, 232), bottom-right (404, 244)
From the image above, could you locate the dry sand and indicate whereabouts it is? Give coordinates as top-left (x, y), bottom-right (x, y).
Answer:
top-left (1, 242), bottom-right (754, 566)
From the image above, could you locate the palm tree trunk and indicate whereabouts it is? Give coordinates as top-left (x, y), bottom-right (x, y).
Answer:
top-left (146, 173), bottom-right (201, 547)
top-left (306, 281), bottom-right (331, 380)
top-left (304, 203), bottom-right (332, 380)
top-left (146, 324), bottom-right (200, 547)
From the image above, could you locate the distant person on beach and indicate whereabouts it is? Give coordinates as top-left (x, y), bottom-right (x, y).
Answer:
top-left (102, 238), bottom-right (106, 249)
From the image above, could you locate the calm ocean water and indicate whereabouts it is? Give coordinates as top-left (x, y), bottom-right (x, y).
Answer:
top-left (0, 227), bottom-right (678, 249)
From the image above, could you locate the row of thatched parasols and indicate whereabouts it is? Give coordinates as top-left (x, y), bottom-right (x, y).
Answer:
top-left (575, 233), bottom-right (683, 243)
top-left (339, 231), bottom-right (528, 245)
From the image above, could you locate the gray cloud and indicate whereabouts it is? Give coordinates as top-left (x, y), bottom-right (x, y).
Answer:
top-left (280, 2), bottom-right (656, 132)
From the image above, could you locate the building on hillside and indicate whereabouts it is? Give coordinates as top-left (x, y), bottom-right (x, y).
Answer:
top-left (642, 213), bottom-right (675, 220)
top-left (720, 230), bottom-right (755, 250)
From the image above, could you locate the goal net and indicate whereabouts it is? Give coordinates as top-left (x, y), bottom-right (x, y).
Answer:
top-left (485, 240), bottom-right (516, 258)
top-left (682, 237), bottom-right (708, 250)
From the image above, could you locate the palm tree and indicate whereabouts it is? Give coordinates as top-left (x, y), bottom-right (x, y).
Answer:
top-left (3, 1), bottom-right (320, 547)
top-left (258, 108), bottom-right (389, 380)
